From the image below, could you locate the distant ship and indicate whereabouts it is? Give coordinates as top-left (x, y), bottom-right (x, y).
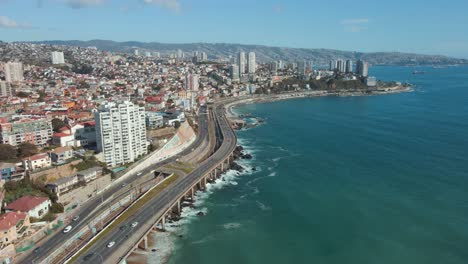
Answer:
top-left (412, 71), bottom-right (425, 75)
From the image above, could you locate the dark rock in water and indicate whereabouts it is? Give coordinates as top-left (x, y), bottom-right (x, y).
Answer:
top-left (241, 153), bottom-right (253, 160)
top-left (252, 167), bottom-right (257, 171)
top-left (197, 211), bottom-right (205, 216)
top-left (231, 162), bottom-right (244, 172)
top-left (152, 249), bottom-right (158, 252)
top-left (236, 145), bottom-right (244, 152)
top-left (178, 234), bottom-right (183, 238)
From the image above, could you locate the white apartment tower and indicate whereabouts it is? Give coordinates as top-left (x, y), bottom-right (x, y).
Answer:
top-left (95, 101), bottom-right (147, 167)
top-left (185, 73), bottom-right (199, 91)
top-left (248, 52), bottom-right (256, 74)
top-left (4, 62), bottom-right (24, 82)
top-left (51, 51), bottom-right (65, 64)
top-left (238, 51), bottom-right (246, 76)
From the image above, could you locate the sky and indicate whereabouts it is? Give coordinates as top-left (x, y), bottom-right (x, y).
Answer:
top-left (1, 0), bottom-right (468, 58)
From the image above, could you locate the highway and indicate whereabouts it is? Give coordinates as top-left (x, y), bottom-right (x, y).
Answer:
top-left (76, 102), bottom-right (237, 263)
top-left (21, 106), bottom-right (210, 264)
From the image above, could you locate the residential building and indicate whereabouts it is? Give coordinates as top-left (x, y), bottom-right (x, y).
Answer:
top-left (329, 60), bottom-right (337, 71)
top-left (5, 196), bottom-right (51, 219)
top-left (22, 153), bottom-right (51, 171)
top-left (297, 60), bottom-right (306, 76)
top-left (51, 51), bottom-right (65, 64)
top-left (336, 59), bottom-right (346, 73)
top-left (134, 49), bottom-right (139, 56)
top-left (0, 118), bottom-right (52, 147)
top-left (248, 52), bottom-right (256, 74)
top-left (238, 51), bottom-right (246, 76)
top-left (345, 60), bottom-right (353, 73)
top-left (74, 121), bottom-right (96, 146)
top-left (52, 132), bottom-right (75, 147)
top-left (3, 62), bottom-right (24, 83)
top-left (185, 73), bottom-right (199, 91)
top-left (94, 101), bottom-right (147, 167)
top-left (77, 167), bottom-right (102, 183)
top-left (46, 175), bottom-right (78, 195)
top-left (366, 76), bottom-right (377, 87)
top-left (0, 163), bottom-right (24, 181)
top-left (145, 112), bottom-right (164, 129)
top-left (49, 146), bottom-right (73, 164)
top-left (230, 64), bottom-right (239, 81)
top-left (0, 81), bottom-right (14, 97)
top-left (356, 60), bottom-right (369, 77)
top-left (201, 52), bottom-right (208, 62)
top-left (0, 212), bottom-right (30, 248)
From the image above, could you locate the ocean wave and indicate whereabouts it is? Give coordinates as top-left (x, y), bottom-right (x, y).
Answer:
top-left (256, 200), bottom-right (272, 211)
top-left (222, 222), bottom-right (242, 230)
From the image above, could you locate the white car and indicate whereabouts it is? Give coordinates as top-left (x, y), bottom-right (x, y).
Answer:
top-left (131, 222), bottom-right (138, 228)
top-left (107, 241), bottom-right (115, 248)
top-left (63, 225), bottom-right (72, 233)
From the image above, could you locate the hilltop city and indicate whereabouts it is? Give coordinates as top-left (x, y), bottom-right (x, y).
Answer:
top-left (0, 41), bottom-right (395, 263)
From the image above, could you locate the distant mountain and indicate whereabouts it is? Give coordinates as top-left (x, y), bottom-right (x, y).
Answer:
top-left (30, 40), bottom-right (468, 66)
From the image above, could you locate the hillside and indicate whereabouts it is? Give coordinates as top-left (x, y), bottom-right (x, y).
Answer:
top-left (23, 40), bottom-right (468, 66)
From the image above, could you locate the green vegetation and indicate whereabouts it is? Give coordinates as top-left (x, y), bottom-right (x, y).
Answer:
top-left (17, 143), bottom-right (39, 159)
top-left (264, 77), bottom-right (370, 94)
top-left (69, 173), bottom-right (179, 263)
top-left (0, 144), bottom-right (17, 161)
top-left (4, 179), bottom-right (58, 204)
top-left (73, 157), bottom-right (103, 171)
top-left (51, 118), bottom-right (67, 132)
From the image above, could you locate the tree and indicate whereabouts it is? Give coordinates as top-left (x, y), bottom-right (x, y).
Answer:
top-left (51, 118), bottom-right (67, 132)
top-left (174, 121), bottom-right (181, 129)
top-left (17, 143), bottom-right (38, 158)
top-left (0, 144), bottom-right (17, 161)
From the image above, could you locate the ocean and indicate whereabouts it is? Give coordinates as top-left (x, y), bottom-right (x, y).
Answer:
top-left (157, 66), bottom-right (468, 264)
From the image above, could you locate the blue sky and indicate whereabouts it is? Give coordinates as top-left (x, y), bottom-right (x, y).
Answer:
top-left (1, 0), bottom-right (468, 58)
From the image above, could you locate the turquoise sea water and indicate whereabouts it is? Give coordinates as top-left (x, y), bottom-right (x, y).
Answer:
top-left (168, 66), bottom-right (468, 264)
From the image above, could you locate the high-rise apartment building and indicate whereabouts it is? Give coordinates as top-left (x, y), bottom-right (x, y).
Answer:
top-left (298, 60), bottom-right (306, 76)
top-left (345, 60), bottom-right (353, 73)
top-left (134, 49), bottom-right (139, 56)
top-left (201, 52), bottom-right (208, 62)
top-left (185, 73), bottom-right (199, 91)
top-left (230, 64), bottom-right (240, 80)
top-left (94, 101), bottom-right (147, 167)
top-left (3, 62), bottom-right (24, 82)
top-left (336, 59), bottom-right (346, 73)
top-left (356, 60), bottom-right (369, 77)
top-left (329, 60), bottom-right (337, 71)
top-left (248, 52), bottom-right (256, 74)
top-left (0, 118), bottom-right (52, 147)
top-left (51, 51), bottom-right (65, 64)
top-left (0, 81), bottom-right (14, 97)
top-left (238, 51), bottom-right (246, 76)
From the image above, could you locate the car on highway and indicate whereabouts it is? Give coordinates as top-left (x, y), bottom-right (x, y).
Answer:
top-left (131, 221), bottom-right (138, 228)
top-left (33, 247), bottom-right (40, 254)
top-left (137, 172), bottom-right (143, 176)
top-left (63, 225), bottom-right (72, 233)
top-left (73, 216), bottom-right (79, 221)
top-left (107, 241), bottom-right (116, 248)
top-left (121, 183), bottom-right (127, 187)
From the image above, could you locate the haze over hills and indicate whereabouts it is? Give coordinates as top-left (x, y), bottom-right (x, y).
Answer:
top-left (25, 40), bottom-right (468, 66)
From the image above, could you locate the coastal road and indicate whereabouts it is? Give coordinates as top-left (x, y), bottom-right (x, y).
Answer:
top-left (76, 103), bottom-right (237, 263)
top-left (21, 106), bottom-right (210, 264)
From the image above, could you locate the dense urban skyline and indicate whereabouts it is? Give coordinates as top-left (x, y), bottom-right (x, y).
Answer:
top-left (1, 0), bottom-right (468, 58)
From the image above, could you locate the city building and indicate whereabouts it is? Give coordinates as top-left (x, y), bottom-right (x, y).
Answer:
top-left (185, 73), bottom-right (199, 91)
top-left (0, 81), bottom-right (14, 97)
top-left (298, 60), bottom-right (306, 76)
top-left (366, 76), bottom-right (377, 86)
top-left (22, 153), bottom-right (51, 171)
top-left (3, 62), bottom-right (24, 83)
top-left (134, 49), bottom-right (139, 56)
top-left (201, 52), bottom-right (208, 62)
top-left (329, 60), bottom-right (337, 71)
top-left (230, 64), bottom-right (240, 81)
top-left (0, 212), bottom-right (30, 248)
top-left (77, 167), bottom-right (102, 183)
top-left (51, 51), bottom-right (65, 64)
top-left (356, 60), bottom-right (369, 77)
top-left (336, 59), bottom-right (346, 73)
top-left (345, 60), bottom-right (353, 73)
top-left (5, 196), bottom-right (51, 219)
top-left (0, 163), bottom-right (22, 181)
top-left (49, 146), bottom-right (73, 164)
top-left (0, 118), bottom-right (52, 147)
top-left (238, 51), bottom-right (246, 76)
top-left (94, 101), bottom-right (147, 167)
top-left (248, 52), bottom-right (256, 74)
top-left (145, 112), bottom-right (164, 129)
top-left (46, 175), bottom-right (78, 195)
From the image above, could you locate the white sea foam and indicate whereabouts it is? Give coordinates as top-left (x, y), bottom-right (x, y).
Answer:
top-left (256, 200), bottom-right (272, 211)
top-left (223, 222), bottom-right (242, 229)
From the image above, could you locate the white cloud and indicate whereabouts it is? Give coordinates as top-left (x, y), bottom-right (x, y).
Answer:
top-left (63, 0), bottom-right (105, 9)
top-left (143, 0), bottom-right (181, 12)
top-left (340, 18), bottom-right (369, 32)
top-left (0, 15), bottom-right (33, 29)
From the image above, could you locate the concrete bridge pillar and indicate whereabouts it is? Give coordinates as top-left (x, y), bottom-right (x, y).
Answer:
top-left (138, 236), bottom-right (148, 249)
top-left (161, 215), bottom-right (166, 231)
top-left (221, 162), bottom-right (224, 172)
top-left (204, 176), bottom-right (207, 187)
top-left (177, 200), bottom-right (181, 214)
top-left (191, 187), bottom-right (195, 201)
